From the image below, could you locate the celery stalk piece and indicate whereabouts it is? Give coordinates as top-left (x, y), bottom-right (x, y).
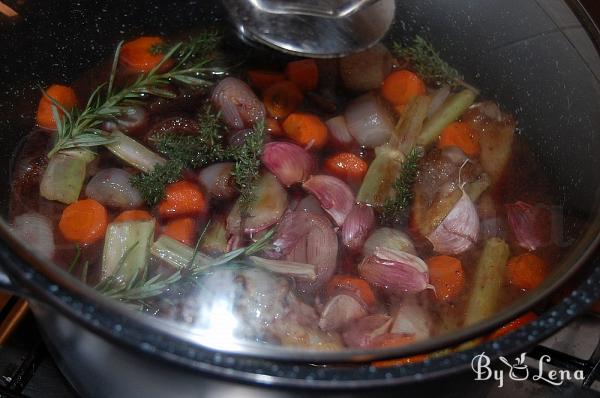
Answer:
top-left (101, 219), bottom-right (156, 286)
top-left (464, 238), bottom-right (511, 326)
top-left (105, 131), bottom-right (167, 173)
top-left (417, 89), bottom-right (477, 147)
top-left (39, 149), bottom-right (95, 204)
top-left (151, 235), bottom-right (214, 271)
top-left (356, 145), bottom-right (404, 206)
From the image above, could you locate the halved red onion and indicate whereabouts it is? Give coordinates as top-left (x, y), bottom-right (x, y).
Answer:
top-left (198, 162), bottom-right (237, 200)
top-left (344, 92), bottom-right (395, 148)
top-left (339, 44), bottom-right (394, 92)
top-left (261, 142), bottom-right (314, 187)
top-left (363, 227), bottom-right (417, 257)
top-left (265, 211), bottom-right (338, 292)
top-left (227, 172), bottom-right (288, 234)
top-left (341, 204), bottom-right (375, 252)
top-left (427, 189), bottom-right (479, 255)
top-left (342, 314), bottom-right (392, 348)
top-left (391, 298), bottom-right (432, 341)
top-left (12, 213), bottom-right (55, 260)
top-left (325, 116), bottom-right (354, 148)
top-left (211, 77), bottom-right (265, 130)
top-left (302, 175), bottom-right (355, 226)
top-left (358, 247), bottom-right (431, 295)
top-left (505, 201), bottom-right (550, 251)
top-left (84, 168), bottom-right (143, 209)
top-left (318, 294), bottom-right (368, 332)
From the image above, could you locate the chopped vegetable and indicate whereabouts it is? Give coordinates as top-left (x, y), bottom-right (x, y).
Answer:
top-left (324, 152), bottom-right (368, 182)
top-left (417, 89), bottom-right (477, 147)
top-left (59, 199), bottom-right (108, 245)
top-left (303, 175), bottom-right (354, 226)
top-left (426, 255), bottom-right (466, 302)
top-left (381, 70), bottom-right (426, 111)
top-left (464, 238), bottom-right (510, 326)
top-left (262, 81), bottom-right (304, 120)
top-left (282, 113), bottom-right (328, 150)
top-left (105, 131), bottom-right (167, 173)
top-left (162, 217), bottom-right (197, 246)
top-left (506, 253), bottom-right (549, 291)
top-left (439, 121), bottom-right (480, 157)
top-left (247, 69), bottom-right (286, 90)
top-left (36, 84), bottom-right (78, 130)
top-left (158, 180), bottom-right (207, 219)
top-left (344, 92), bottom-right (395, 148)
top-left (212, 77), bottom-right (265, 130)
top-left (114, 210), bottom-right (153, 223)
top-left (285, 59), bottom-right (319, 92)
top-left (100, 219), bottom-right (155, 286)
top-left (325, 275), bottom-right (377, 307)
top-left (261, 141), bottom-right (314, 187)
top-left (151, 235), bottom-right (213, 271)
top-left (39, 149), bottom-right (95, 204)
top-left (488, 312), bottom-right (537, 340)
top-left (120, 36), bottom-right (173, 73)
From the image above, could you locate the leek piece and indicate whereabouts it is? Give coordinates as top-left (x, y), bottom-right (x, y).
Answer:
top-left (417, 89), bottom-right (477, 147)
top-left (151, 235), bottom-right (213, 271)
top-left (101, 219), bottom-right (156, 286)
top-left (464, 238), bottom-right (510, 326)
top-left (105, 131), bottom-right (166, 173)
top-left (39, 149), bottom-right (95, 204)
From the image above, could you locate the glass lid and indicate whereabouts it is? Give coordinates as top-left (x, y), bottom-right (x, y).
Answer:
top-left (2, 0), bottom-right (600, 359)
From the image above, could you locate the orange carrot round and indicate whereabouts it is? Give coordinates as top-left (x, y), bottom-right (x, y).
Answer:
top-left (427, 255), bottom-right (466, 302)
top-left (59, 199), bottom-right (108, 245)
top-left (381, 70), bottom-right (426, 109)
top-left (282, 113), bottom-right (328, 150)
top-left (120, 36), bottom-right (173, 73)
top-left (247, 70), bottom-right (286, 91)
top-left (263, 81), bottom-right (304, 120)
top-left (162, 217), bottom-right (197, 246)
top-left (324, 152), bottom-right (369, 182)
top-left (36, 84), bottom-right (78, 130)
top-left (439, 121), bottom-right (480, 157)
top-left (325, 275), bottom-right (377, 307)
top-left (158, 181), bottom-right (207, 219)
top-left (488, 312), bottom-right (537, 340)
top-left (506, 253), bottom-right (549, 291)
top-left (285, 59), bottom-right (319, 92)
top-left (114, 210), bottom-right (153, 223)
top-left (371, 333), bottom-right (416, 348)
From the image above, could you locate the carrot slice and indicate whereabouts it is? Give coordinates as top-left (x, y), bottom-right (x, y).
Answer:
top-left (372, 354), bottom-right (428, 367)
top-left (488, 312), bottom-right (537, 340)
top-left (263, 81), bottom-right (304, 120)
top-left (114, 210), bottom-right (153, 223)
top-left (324, 152), bottom-right (369, 182)
top-left (325, 275), bottom-right (377, 307)
top-left (162, 217), bottom-right (197, 245)
top-left (427, 255), bottom-right (466, 302)
top-left (282, 113), bottom-right (328, 150)
top-left (36, 84), bottom-right (78, 130)
top-left (285, 59), bottom-right (319, 92)
top-left (439, 121), bottom-right (480, 157)
top-left (158, 181), bottom-right (207, 219)
top-left (381, 70), bottom-right (426, 109)
top-left (119, 36), bottom-right (173, 73)
top-left (372, 333), bottom-right (416, 348)
top-left (247, 70), bottom-right (286, 91)
top-left (59, 199), bottom-right (108, 245)
top-left (506, 253), bottom-right (549, 291)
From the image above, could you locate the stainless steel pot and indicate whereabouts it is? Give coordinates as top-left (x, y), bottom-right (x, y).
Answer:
top-left (0, 0), bottom-right (600, 396)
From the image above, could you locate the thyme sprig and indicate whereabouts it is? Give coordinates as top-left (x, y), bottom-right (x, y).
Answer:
top-left (232, 119), bottom-right (266, 213)
top-left (45, 32), bottom-right (224, 157)
top-left (381, 148), bottom-right (421, 225)
top-left (394, 35), bottom-right (463, 88)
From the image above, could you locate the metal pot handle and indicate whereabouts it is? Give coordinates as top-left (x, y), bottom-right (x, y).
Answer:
top-left (248, 0), bottom-right (380, 17)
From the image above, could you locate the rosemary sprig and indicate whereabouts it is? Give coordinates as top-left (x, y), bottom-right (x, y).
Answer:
top-left (232, 119), bottom-right (266, 213)
top-left (394, 35), bottom-right (463, 88)
top-left (381, 148), bottom-right (421, 225)
top-left (46, 32), bottom-right (224, 157)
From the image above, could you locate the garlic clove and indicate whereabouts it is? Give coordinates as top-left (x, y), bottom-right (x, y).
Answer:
top-left (302, 175), bottom-right (355, 226)
top-left (341, 204), bottom-right (375, 252)
top-left (318, 294), bottom-right (368, 332)
top-left (261, 141), bottom-right (314, 187)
